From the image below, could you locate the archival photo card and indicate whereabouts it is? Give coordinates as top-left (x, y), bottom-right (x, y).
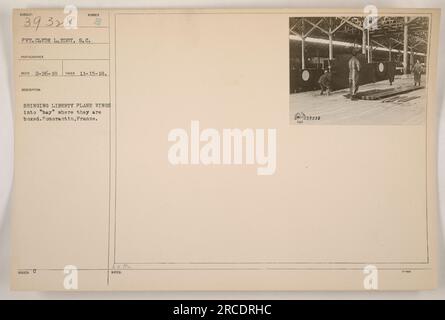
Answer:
top-left (11, 8), bottom-right (440, 291)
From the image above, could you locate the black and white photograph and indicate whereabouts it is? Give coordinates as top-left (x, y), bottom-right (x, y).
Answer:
top-left (289, 15), bottom-right (430, 125)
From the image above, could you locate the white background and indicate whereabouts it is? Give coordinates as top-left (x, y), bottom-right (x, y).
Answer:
top-left (0, 0), bottom-right (444, 299)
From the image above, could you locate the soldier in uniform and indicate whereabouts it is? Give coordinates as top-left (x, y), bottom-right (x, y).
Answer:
top-left (318, 69), bottom-right (332, 96)
top-left (412, 60), bottom-right (423, 86)
top-left (348, 48), bottom-right (361, 100)
top-left (388, 61), bottom-right (396, 86)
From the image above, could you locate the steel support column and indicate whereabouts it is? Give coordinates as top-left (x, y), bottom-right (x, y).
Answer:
top-left (301, 38), bottom-right (305, 69)
top-left (362, 29), bottom-right (366, 55)
top-left (388, 38), bottom-right (392, 61)
top-left (403, 17), bottom-right (409, 74)
top-left (367, 29), bottom-right (371, 63)
top-left (328, 20), bottom-right (333, 60)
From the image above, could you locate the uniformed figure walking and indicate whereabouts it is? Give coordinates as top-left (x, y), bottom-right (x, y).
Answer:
top-left (412, 60), bottom-right (423, 86)
top-left (388, 62), bottom-right (396, 86)
top-left (348, 49), bottom-right (361, 100)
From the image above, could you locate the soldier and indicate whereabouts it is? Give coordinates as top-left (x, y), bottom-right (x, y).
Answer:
top-left (388, 61), bottom-right (396, 86)
top-left (348, 48), bottom-right (361, 100)
top-left (412, 60), bottom-right (423, 86)
top-left (318, 69), bottom-right (332, 96)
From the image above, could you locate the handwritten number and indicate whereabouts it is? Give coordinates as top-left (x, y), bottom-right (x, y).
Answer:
top-left (24, 16), bottom-right (64, 30)
top-left (24, 17), bottom-right (31, 27)
top-left (33, 16), bottom-right (41, 31)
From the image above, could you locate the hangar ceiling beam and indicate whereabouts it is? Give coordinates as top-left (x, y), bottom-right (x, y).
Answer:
top-left (302, 18), bottom-right (329, 35)
top-left (303, 18), bottom-right (324, 38)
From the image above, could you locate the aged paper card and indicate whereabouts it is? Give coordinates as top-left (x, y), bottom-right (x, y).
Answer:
top-left (11, 8), bottom-right (440, 290)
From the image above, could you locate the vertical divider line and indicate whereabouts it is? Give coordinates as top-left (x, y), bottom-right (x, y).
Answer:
top-left (107, 10), bottom-right (112, 286)
top-left (113, 13), bottom-right (118, 266)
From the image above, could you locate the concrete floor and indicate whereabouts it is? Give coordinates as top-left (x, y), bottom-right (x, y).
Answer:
top-left (289, 75), bottom-right (426, 125)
